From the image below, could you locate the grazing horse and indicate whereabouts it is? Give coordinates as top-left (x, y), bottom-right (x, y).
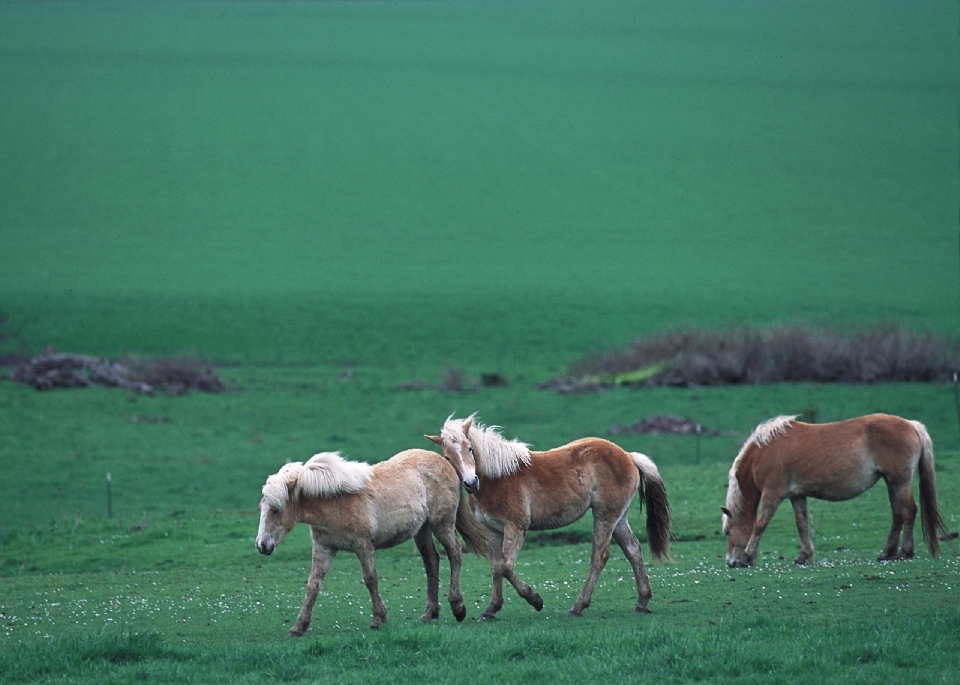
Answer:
top-left (255, 449), bottom-right (492, 636)
top-left (721, 414), bottom-right (950, 568)
top-left (426, 415), bottom-right (671, 619)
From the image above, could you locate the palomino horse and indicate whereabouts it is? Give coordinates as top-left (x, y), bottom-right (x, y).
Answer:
top-left (255, 449), bottom-right (492, 636)
top-left (426, 415), bottom-right (671, 619)
top-left (721, 414), bottom-right (950, 568)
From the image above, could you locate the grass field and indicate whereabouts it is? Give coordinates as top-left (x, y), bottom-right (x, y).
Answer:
top-left (2, 0), bottom-right (958, 371)
top-left (2, 1), bottom-right (959, 683)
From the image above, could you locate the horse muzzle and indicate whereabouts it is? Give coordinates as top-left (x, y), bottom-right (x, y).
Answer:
top-left (256, 539), bottom-right (275, 556)
top-left (462, 476), bottom-right (480, 494)
top-left (726, 552), bottom-right (752, 568)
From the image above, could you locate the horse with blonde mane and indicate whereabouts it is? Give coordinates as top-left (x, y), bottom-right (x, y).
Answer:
top-left (721, 413), bottom-right (950, 568)
top-left (427, 415), bottom-right (671, 619)
top-left (255, 449), bottom-right (492, 636)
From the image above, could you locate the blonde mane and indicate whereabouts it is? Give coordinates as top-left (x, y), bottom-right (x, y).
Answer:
top-left (442, 414), bottom-right (532, 479)
top-left (724, 415), bottom-right (798, 520)
top-left (262, 452), bottom-right (374, 510)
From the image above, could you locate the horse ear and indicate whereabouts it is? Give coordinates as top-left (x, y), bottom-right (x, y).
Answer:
top-left (720, 506), bottom-right (733, 518)
top-left (462, 416), bottom-right (473, 435)
top-left (424, 434), bottom-right (443, 446)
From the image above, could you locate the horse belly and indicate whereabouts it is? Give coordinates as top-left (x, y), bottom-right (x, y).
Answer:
top-left (528, 499), bottom-right (590, 531)
top-left (372, 502), bottom-right (429, 549)
top-left (792, 468), bottom-right (881, 502)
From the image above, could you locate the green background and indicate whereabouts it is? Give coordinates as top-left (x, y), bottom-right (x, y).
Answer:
top-left (2, 0), bottom-right (956, 373)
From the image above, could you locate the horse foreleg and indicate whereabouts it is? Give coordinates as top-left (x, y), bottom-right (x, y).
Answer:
top-left (355, 542), bottom-right (387, 629)
top-left (612, 515), bottom-right (653, 614)
top-left (289, 534), bottom-right (336, 638)
top-left (414, 526), bottom-right (442, 623)
top-left (790, 497), bottom-right (815, 565)
top-left (569, 515), bottom-right (616, 617)
top-left (481, 531), bottom-right (506, 620)
top-left (495, 523), bottom-right (543, 615)
top-left (880, 479), bottom-right (917, 561)
top-left (432, 525), bottom-right (467, 622)
top-left (743, 496), bottom-right (781, 566)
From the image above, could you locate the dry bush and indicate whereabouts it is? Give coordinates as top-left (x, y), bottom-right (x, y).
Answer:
top-left (561, 324), bottom-right (959, 389)
top-left (13, 349), bottom-right (226, 395)
top-left (123, 356), bottom-right (227, 396)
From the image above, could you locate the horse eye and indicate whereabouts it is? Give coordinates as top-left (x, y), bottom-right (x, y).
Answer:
top-left (468, 446), bottom-right (474, 454)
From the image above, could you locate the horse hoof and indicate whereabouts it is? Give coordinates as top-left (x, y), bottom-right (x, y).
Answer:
top-left (530, 594), bottom-right (544, 611)
top-left (452, 605), bottom-right (467, 623)
top-left (286, 629), bottom-right (305, 638)
top-left (479, 612), bottom-right (497, 622)
top-left (567, 608), bottom-right (583, 618)
top-left (635, 605), bottom-right (652, 614)
top-left (794, 555), bottom-right (812, 566)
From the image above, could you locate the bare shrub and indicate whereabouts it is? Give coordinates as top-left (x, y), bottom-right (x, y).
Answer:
top-left (13, 349), bottom-right (226, 395)
top-left (559, 324), bottom-right (959, 389)
top-left (124, 356), bottom-right (227, 396)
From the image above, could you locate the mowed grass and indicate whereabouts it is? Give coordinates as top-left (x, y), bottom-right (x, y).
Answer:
top-left (2, 372), bottom-right (960, 683)
top-left (2, 458), bottom-right (959, 683)
top-left (2, 365), bottom-right (959, 525)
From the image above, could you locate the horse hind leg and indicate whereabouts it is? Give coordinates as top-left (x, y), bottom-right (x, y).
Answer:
top-left (611, 514), bottom-right (653, 614)
top-left (414, 526), bottom-right (443, 623)
top-left (879, 479), bottom-right (917, 561)
top-left (430, 521), bottom-right (467, 622)
top-left (355, 542), bottom-right (387, 629)
top-left (569, 513), bottom-right (618, 617)
top-left (790, 497), bottom-right (815, 565)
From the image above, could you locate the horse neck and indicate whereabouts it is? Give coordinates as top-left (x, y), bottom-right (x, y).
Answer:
top-left (293, 494), bottom-right (335, 525)
top-left (733, 445), bottom-right (762, 520)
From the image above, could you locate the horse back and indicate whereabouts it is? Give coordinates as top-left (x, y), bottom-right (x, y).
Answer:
top-left (748, 414), bottom-right (921, 501)
top-left (305, 449), bottom-right (457, 551)
top-left (474, 437), bottom-right (640, 530)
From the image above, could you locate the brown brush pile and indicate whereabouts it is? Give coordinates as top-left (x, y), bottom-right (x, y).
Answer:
top-left (546, 325), bottom-right (959, 391)
top-left (12, 348), bottom-right (226, 395)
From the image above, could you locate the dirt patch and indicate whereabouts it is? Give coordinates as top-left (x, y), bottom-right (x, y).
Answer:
top-left (609, 415), bottom-right (721, 436)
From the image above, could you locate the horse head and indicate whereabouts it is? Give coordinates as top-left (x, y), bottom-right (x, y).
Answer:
top-left (721, 505), bottom-right (755, 567)
top-left (426, 415), bottom-right (480, 494)
top-left (256, 467), bottom-right (301, 555)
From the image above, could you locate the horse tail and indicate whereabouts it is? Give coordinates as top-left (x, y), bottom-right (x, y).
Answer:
top-left (454, 488), bottom-right (493, 560)
top-left (630, 452), bottom-right (673, 562)
top-left (911, 420), bottom-right (950, 557)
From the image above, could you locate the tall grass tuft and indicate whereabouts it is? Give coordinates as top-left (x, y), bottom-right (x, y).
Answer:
top-left (559, 324), bottom-right (959, 389)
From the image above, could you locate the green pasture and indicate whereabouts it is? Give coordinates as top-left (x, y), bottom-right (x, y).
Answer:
top-left (2, 372), bottom-right (960, 683)
top-left (1, 0), bottom-right (958, 371)
top-left (2, 0), bottom-right (960, 683)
